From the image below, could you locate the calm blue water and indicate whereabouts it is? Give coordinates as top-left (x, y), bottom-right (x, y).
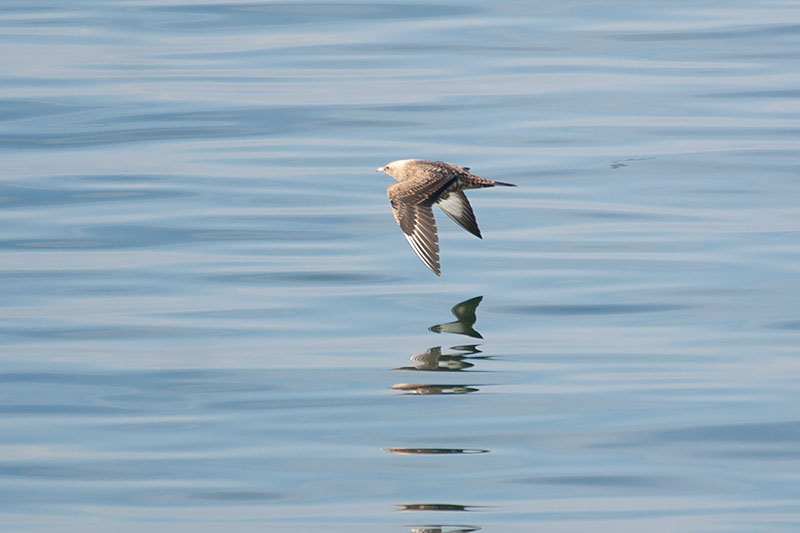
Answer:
top-left (2, 1), bottom-right (800, 531)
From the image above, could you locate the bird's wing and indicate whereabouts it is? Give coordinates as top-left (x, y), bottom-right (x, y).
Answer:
top-left (437, 191), bottom-right (482, 239)
top-left (388, 187), bottom-right (441, 275)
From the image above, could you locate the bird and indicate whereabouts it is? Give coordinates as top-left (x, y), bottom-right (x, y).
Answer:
top-left (377, 159), bottom-right (515, 276)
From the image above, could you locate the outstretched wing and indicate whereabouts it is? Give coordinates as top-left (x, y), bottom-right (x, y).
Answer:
top-left (388, 192), bottom-right (441, 275)
top-left (437, 191), bottom-right (481, 239)
top-left (386, 164), bottom-right (463, 276)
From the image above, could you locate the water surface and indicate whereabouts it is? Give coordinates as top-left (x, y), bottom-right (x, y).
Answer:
top-left (2, 1), bottom-right (800, 531)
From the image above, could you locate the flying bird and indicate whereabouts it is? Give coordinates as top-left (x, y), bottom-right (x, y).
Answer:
top-left (377, 159), bottom-right (515, 275)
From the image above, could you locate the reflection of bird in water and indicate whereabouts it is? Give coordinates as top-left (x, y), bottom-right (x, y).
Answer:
top-left (384, 448), bottom-right (488, 455)
top-left (449, 344), bottom-right (482, 355)
top-left (398, 504), bottom-right (474, 512)
top-left (391, 383), bottom-right (479, 395)
top-left (377, 160), bottom-right (515, 275)
top-left (429, 296), bottom-right (484, 339)
top-left (394, 346), bottom-right (474, 372)
top-left (407, 526), bottom-right (481, 533)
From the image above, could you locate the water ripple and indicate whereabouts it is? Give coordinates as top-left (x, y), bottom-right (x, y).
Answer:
top-left (2, 0), bottom-right (800, 531)
top-left (496, 304), bottom-right (689, 316)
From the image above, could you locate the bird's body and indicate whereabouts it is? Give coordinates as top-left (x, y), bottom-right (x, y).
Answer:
top-left (377, 159), bottom-right (515, 275)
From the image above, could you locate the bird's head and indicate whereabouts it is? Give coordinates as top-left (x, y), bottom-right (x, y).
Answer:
top-left (375, 159), bottom-right (420, 181)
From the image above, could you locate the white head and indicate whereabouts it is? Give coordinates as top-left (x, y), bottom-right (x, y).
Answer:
top-left (375, 159), bottom-right (421, 181)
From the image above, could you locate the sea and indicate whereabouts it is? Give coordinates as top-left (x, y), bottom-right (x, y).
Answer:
top-left (1, 1), bottom-right (800, 531)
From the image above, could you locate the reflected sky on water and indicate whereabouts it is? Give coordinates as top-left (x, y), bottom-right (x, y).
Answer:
top-left (2, 0), bottom-right (800, 531)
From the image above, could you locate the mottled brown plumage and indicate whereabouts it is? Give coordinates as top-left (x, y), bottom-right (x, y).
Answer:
top-left (376, 159), bottom-right (515, 276)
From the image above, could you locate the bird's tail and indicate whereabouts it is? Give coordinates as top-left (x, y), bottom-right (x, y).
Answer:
top-left (468, 175), bottom-right (516, 188)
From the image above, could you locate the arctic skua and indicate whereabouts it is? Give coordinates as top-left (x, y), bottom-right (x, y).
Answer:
top-left (377, 159), bottom-right (515, 275)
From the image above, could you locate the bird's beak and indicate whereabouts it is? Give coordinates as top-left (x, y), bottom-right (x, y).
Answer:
top-left (375, 166), bottom-right (385, 173)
